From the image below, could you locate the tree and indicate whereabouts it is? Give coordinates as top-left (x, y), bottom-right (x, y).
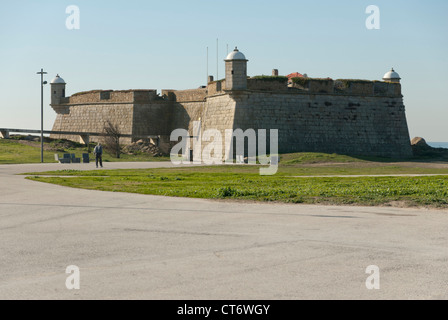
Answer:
top-left (103, 120), bottom-right (122, 158)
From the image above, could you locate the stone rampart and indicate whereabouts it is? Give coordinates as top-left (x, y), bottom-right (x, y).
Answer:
top-left (162, 88), bottom-right (207, 102)
top-left (49, 82), bottom-right (411, 158)
top-left (229, 92), bottom-right (412, 158)
top-left (61, 90), bottom-right (158, 105)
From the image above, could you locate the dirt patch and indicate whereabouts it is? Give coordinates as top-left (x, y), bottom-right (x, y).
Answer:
top-left (383, 200), bottom-right (417, 209)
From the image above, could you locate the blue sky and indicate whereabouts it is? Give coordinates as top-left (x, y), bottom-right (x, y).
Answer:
top-left (0, 0), bottom-right (447, 140)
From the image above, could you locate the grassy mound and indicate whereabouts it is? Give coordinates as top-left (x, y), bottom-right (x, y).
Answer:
top-left (0, 137), bottom-right (169, 164)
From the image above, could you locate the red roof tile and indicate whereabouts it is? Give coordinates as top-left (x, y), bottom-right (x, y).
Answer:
top-left (286, 72), bottom-right (304, 79)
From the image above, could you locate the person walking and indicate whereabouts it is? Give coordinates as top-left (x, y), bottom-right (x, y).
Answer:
top-left (93, 142), bottom-right (103, 168)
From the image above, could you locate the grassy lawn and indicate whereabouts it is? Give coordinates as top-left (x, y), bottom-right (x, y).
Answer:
top-left (7, 137), bottom-right (447, 208)
top-left (0, 139), bottom-right (57, 164)
top-left (25, 163), bottom-right (448, 177)
top-left (281, 152), bottom-right (370, 164)
top-left (0, 138), bottom-right (169, 164)
top-left (26, 164), bottom-right (448, 208)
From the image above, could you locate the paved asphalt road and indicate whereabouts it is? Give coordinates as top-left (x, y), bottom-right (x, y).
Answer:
top-left (0, 162), bottom-right (447, 299)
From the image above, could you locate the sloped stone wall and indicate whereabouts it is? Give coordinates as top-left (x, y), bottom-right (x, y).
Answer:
top-left (231, 92), bottom-right (412, 158)
top-left (49, 85), bottom-right (412, 158)
top-left (50, 103), bottom-right (134, 144)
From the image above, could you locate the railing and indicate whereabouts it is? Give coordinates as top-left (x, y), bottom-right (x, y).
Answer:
top-left (0, 128), bottom-right (160, 146)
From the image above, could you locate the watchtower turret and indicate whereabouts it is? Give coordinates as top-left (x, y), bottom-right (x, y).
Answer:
top-left (382, 68), bottom-right (401, 83)
top-left (50, 74), bottom-right (66, 105)
top-left (224, 47), bottom-right (248, 90)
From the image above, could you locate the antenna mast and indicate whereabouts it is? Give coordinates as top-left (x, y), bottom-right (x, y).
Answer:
top-left (216, 38), bottom-right (219, 80)
top-left (206, 46), bottom-right (209, 85)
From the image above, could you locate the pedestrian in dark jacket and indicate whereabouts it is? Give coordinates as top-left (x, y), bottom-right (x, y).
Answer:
top-left (93, 143), bottom-right (103, 168)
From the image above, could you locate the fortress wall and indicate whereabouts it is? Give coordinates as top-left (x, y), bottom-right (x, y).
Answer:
top-left (230, 92), bottom-right (412, 158)
top-left (202, 94), bottom-right (237, 133)
top-left (48, 81), bottom-right (409, 158)
top-left (207, 80), bottom-right (225, 95)
top-left (133, 90), bottom-right (159, 103)
top-left (193, 94), bottom-right (237, 158)
top-left (308, 80), bottom-right (334, 93)
top-left (132, 102), bottom-right (173, 137)
top-left (247, 79), bottom-right (289, 91)
top-left (374, 82), bottom-right (401, 96)
top-left (291, 80), bottom-right (401, 96)
top-left (162, 88), bottom-right (207, 102)
top-left (168, 95), bottom-right (235, 156)
top-left (171, 101), bottom-right (205, 134)
top-left (65, 90), bottom-right (158, 104)
top-left (50, 103), bottom-right (134, 144)
top-left (348, 82), bottom-right (374, 95)
top-left (291, 79), bottom-right (334, 93)
top-left (68, 91), bottom-right (133, 104)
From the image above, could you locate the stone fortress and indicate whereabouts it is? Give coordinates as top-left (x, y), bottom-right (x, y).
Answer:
top-left (49, 47), bottom-right (413, 158)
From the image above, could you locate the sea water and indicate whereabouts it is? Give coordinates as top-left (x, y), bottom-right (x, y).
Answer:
top-left (427, 142), bottom-right (448, 149)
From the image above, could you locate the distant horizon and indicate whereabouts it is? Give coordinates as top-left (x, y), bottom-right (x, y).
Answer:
top-left (427, 142), bottom-right (448, 148)
top-left (1, 0), bottom-right (447, 141)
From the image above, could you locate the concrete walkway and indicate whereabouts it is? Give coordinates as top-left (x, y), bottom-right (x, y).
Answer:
top-left (0, 162), bottom-right (447, 299)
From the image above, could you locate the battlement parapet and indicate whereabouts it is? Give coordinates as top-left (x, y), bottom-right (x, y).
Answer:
top-left (162, 88), bottom-right (207, 102)
top-left (287, 77), bottom-right (400, 97)
top-left (57, 89), bottom-right (159, 105)
top-left (207, 80), bottom-right (226, 96)
top-left (247, 77), bottom-right (289, 92)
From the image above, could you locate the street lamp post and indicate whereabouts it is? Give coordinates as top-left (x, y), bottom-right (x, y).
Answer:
top-left (36, 68), bottom-right (47, 163)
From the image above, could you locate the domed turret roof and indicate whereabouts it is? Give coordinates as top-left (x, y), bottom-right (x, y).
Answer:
top-left (225, 47), bottom-right (247, 61)
top-left (50, 74), bottom-right (66, 84)
top-left (382, 68), bottom-right (401, 80)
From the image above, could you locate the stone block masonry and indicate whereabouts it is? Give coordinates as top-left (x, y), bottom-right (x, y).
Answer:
top-left (51, 90), bottom-right (164, 145)
top-left (49, 47), bottom-right (411, 158)
top-left (51, 103), bottom-right (135, 144)
top-left (229, 92), bottom-right (412, 158)
top-left (50, 82), bottom-right (412, 158)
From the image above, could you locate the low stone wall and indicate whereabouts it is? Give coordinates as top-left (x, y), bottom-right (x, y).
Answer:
top-left (162, 88), bottom-right (207, 102)
top-left (207, 80), bottom-right (225, 96)
top-left (247, 78), bottom-right (289, 91)
top-left (64, 90), bottom-right (158, 105)
top-left (374, 82), bottom-right (401, 96)
top-left (291, 79), bottom-right (401, 97)
top-left (291, 79), bottom-right (334, 94)
top-left (133, 90), bottom-right (159, 103)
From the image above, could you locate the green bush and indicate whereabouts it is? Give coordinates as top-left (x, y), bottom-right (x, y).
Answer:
top-left (292, 77), bottom-right (333, 87)
top-left (251, 75), bottom-right (288, 82)
top-left (335, 79), bottom-right (373, 88)
top-left (216, 186), bottom-right (236, 198)
top-left (291, 77), bottom-right (309, 87)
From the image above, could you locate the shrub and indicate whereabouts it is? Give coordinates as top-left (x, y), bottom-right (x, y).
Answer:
top-left (216, 186), bottom-right (236, 198)
top-left (292, 77), bottom-right (309, 87)
top-left (335, 79), bottom-right (373, 88)
top-left (103, 120), bottom-right (122, 159)
top-left (251, 75), bottom-right (288, 82)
